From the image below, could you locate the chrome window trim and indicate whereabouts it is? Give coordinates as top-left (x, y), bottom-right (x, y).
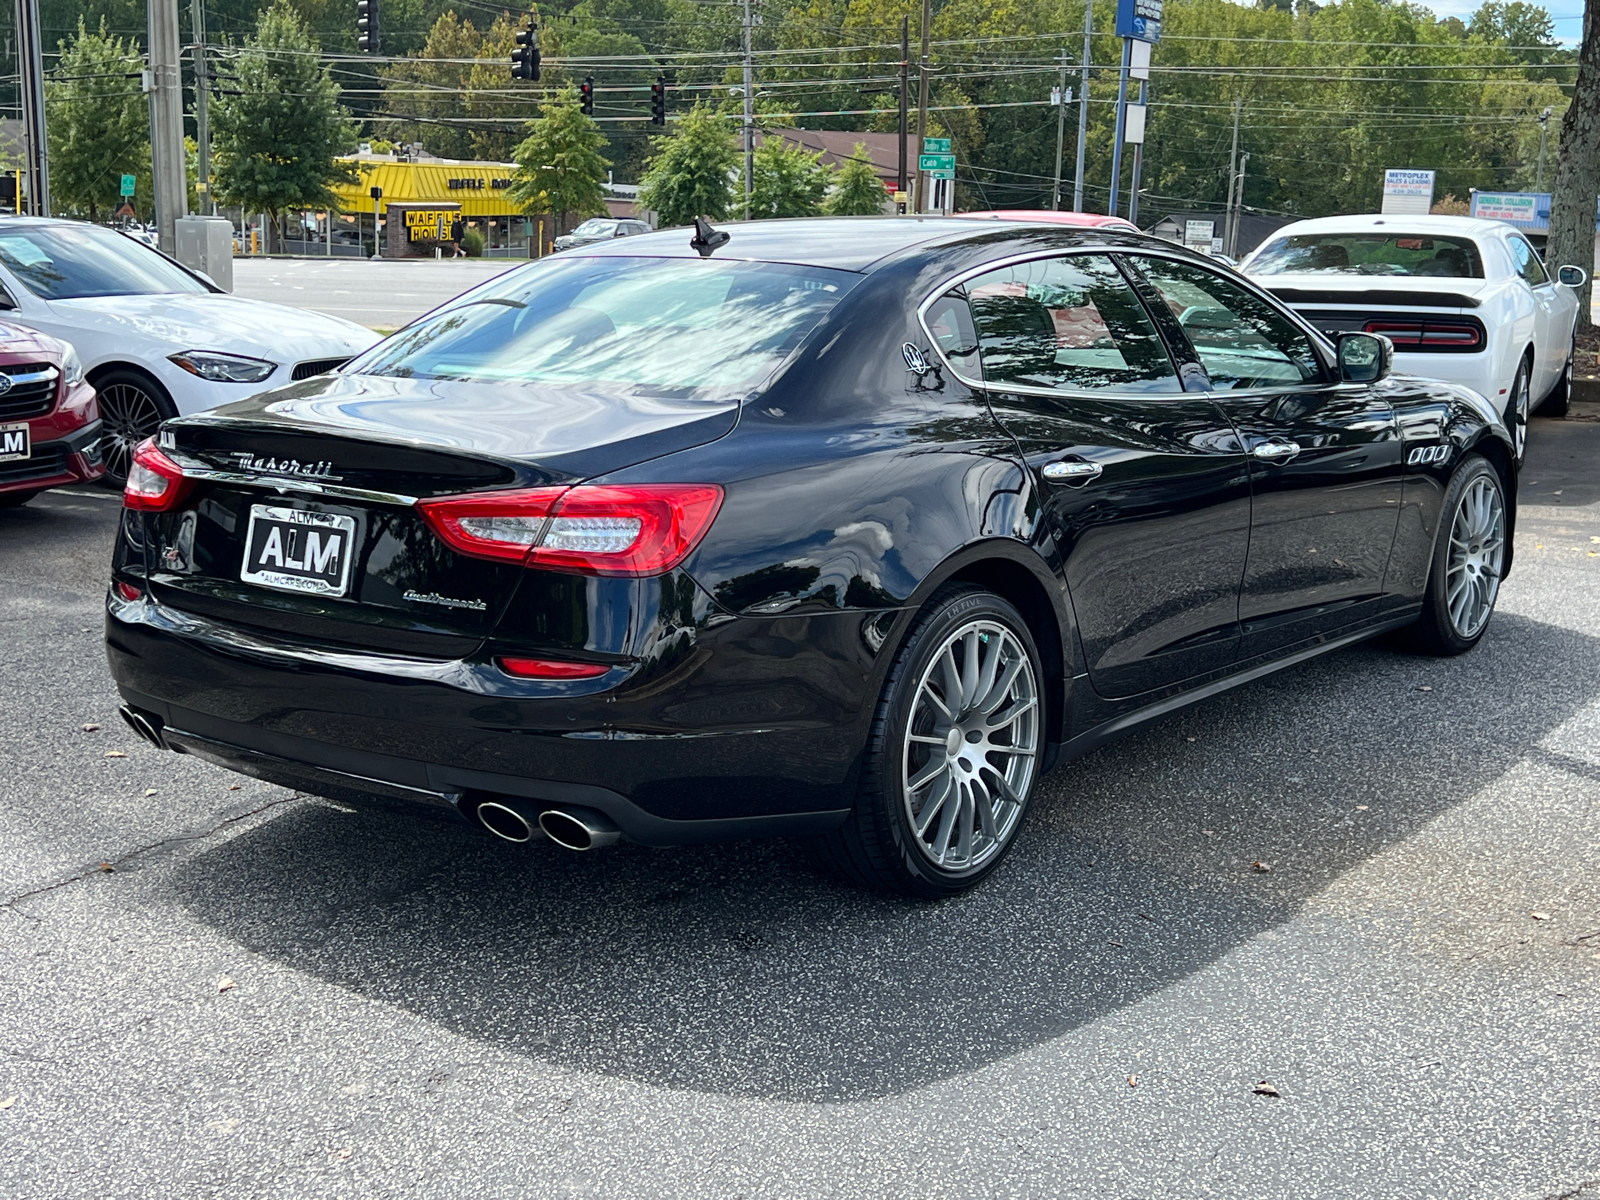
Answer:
top-left (175, 468), bottom-right (418, 507)
top-left (914, 247), bottom-right (1188, 402)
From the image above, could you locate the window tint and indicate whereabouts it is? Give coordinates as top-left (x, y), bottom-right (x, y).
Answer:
top-left (1249, 233), bottom-right (1484, 279)
top-left (964, 254), bottom-right (1178, 394)
top-left (1130, 256), bottom-right (1325, 391)
top-left (925, 289), bottom-right (982, 378)
top-left (1509, 236), bottom-right (1548, 286)
top-left (0, 224), bottom-right (208, 300)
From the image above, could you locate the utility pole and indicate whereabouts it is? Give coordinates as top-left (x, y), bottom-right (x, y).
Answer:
top-left (191, 0), bottom-right (213, 215)
top-left (1536, 105), bottom-right (1553, 191)
top-left (1051, 51), bottom-right (1069, 210)
top-left (1229, 152), bottom-right (1250, 258)
top-left (741, 0), bottom-right (754, 220)
top-left (14, 0), bottom-right (48, 216)
top-left (1106, 37), bottom-right (1131, 215)
top-left (913, 0), bottom-right (932, 213)
top-left (898, 15), bottom-right (909, 211)
top-left (1072, 0), bottom-right (1091, 212)
top-left (1128, 76), bottom-right (1148, 225)
top-left (148, 0), bottom-right (189, 252)
top-left (1224, 97), bottom-right (1240, 258)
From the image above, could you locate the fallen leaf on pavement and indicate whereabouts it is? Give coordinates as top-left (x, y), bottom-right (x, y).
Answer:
top-left (81, 723), bottom-right (100, 732)
top-left (1127, 1074), bottom-right (1138, 1088)
top-left (1253, 1081), bottom-right (1282, 1098)
top-left (217, 976), bottom-right (236, 993)
top-left (104, 750), bottom-right (127, 758)
top-left (1202, 829), bottom-right (1216, 837)
top-left (1355, 805), bottom-right (1369, 811)
top-left (1531, 912), bottom-right (1551, 921)
top-left (143, 789), bottom-right (158, 796)
top-left (1252, 860), bottom-right (1272, 873)
top-left (337, 1148), bottom-right (353, 1160)
top-left (1417, 685), bottom-right (1433, 692)
top-left (97, 862), bottom-right (114, 873)
top-left (227, 785), bottom-right (241, 791)
top-left (1185, 736), bottom-right (1197, 742)
top-left (0, 1096), bottom-right (16, 1110)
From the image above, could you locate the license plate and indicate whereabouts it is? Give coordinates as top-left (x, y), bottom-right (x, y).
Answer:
top-left (0, 422), bottom-right (28, 463)
top-left (240, 504), bottom-right (356, 597)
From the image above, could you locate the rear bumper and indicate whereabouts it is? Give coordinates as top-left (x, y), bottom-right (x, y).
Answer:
top-left (106, 591), bottom-right (871, 845)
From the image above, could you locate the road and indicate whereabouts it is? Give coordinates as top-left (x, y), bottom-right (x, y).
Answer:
top-left (232, 258), bottom-right (522, 330)
top-left (2, 415), bottom-right (1598, 1198)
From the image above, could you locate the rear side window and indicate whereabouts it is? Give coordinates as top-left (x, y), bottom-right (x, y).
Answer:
top-left (963, 254), bottom-right (1179, 394)
top-left (1128, 256), bottom-right (1325, 391)
top-left (1509, 235), bottom-right (1548, 286)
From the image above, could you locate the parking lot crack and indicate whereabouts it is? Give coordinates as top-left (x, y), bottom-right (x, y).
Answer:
top-left (1546, 1182), bottom-right (1600, 1200)
top-left (0, 795), bottom-right (301, 915)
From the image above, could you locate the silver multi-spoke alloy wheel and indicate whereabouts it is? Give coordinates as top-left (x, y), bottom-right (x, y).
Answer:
top-left (1509, 363), bottom-right (1530, 462)
top-left (98, 379), bottom-right (166, 483)
top-left (1445, 474), bottom-right (1505, 640)
top-left (901, 619), bottom-right (1039, 873)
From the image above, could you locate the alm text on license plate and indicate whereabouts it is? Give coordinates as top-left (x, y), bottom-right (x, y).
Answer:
top-left (240, 504), bottom-right (356, 597)
top-left (0, 422), bottom-right (29, 463)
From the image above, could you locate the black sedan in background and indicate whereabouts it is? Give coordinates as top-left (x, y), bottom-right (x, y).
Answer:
top-left (107, 218), bottom-right (1515, 897)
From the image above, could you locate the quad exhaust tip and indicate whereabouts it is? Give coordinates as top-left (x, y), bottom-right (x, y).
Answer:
top-left (118, 704), bottom-right (166, 750)
top-left (538, 806), bottom-right (620, 852)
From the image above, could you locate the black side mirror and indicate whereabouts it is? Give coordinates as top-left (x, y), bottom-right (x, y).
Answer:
top-left (1337, 332), bottom-right (1392, 384)
top-left (1557, 265), bottom-right (1588, 288)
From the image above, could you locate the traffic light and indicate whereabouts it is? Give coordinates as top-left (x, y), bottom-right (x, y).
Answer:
top-left (579, 76), bottom-right (594, 117)
top-left (356, 0), bottom-right (378, 53)
top-left (650, 76), bottom-right (666, 125)
top-left (511, 20), bottom-right (540, 81)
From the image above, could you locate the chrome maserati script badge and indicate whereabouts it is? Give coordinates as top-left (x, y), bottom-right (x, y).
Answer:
top-left (230, 452), bottom-right (342, 481)
top-left (403, 590), bottom-right (488, 612)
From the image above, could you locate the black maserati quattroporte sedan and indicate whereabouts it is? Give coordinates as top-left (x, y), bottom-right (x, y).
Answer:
top-left (108, 217), bottom-right (1515, 896)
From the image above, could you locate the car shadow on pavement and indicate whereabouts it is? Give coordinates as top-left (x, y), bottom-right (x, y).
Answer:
top-left (172, 611), bottom-right (1600, 1103)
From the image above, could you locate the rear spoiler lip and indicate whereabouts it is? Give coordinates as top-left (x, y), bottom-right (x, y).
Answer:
top-left (1263, 286), bottom-right (1483, 309)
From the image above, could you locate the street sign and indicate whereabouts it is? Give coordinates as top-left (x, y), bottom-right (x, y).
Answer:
top-left (120, 174), bottom-right (136, 197)
top-left (1184, 219), bottom-right (1215, 245)
top-left (1115, 0), bottom-right (1162, 43)
top-left (926, 168), bottom-right (955, 180)
top-left (922, 137), bottom-right (951, 153)
top-left (919, 153), bottom-right (955, 172)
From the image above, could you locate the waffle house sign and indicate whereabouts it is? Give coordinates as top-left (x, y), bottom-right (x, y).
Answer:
top-left (405, 208), bottom-right (456, 242)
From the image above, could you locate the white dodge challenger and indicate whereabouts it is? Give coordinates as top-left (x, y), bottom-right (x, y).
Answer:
top-left (1242, 214), bottom-right (1586, 463)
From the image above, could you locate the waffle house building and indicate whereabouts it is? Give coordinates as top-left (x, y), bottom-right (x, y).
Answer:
top-left (329, 156), bottom-right (539, 257)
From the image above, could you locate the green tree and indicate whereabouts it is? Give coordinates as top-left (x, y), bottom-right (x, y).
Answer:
top-left (508, 85), bottom-right (612, 235)
top-left (823, 143), bottom-right (887, 215)
top-left (45, 19), bottom-right (148, 221)
top-left (637, 103), bottom-right (739, 228)
top-left (747, 137), bottom-right (831, 217)
top-left (210, 0), bottom-right (357, 246)
top-left (1547, 0), bottom-right (1599, 326)
top-left (381, 11), bottom-right (481, 160)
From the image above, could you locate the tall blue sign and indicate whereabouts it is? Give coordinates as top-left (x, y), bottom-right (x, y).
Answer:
top-left (1116, 0), bottom-right (1162, 43)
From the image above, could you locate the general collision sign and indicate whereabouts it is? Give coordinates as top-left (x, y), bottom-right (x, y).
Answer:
top-left (1116, 0), bottom-right (1162, 42)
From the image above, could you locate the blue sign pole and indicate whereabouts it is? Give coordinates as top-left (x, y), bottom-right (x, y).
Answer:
top-left (1107, 38), bottom-right (1132, 216)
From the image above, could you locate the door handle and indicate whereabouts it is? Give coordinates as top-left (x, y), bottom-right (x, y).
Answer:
top-left (1252, 439), bottom-right (1301, 463)
top-left (1041, 459), bottom-right (1103, 484)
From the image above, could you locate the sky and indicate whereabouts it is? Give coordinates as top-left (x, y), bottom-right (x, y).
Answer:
top-left (1419, 0), bottom-right (1585, 43)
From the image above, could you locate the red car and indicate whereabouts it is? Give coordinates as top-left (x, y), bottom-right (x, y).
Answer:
top-left (0, 321), bottom-right (104, 507)
top-left (957, 210), bottom-right (1142, 234)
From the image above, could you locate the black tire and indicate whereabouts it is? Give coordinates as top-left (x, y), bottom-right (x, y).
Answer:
top-left (1505, 355), bottom-right (1532, 467)
top-left (805, 584), bottom-right (1046, 898)
top-left (1540, 335), bottom-right (1573, 418)
top-left (1394, 454), bottom-right (1506, 657)
top-left (0, 488), bottom-right (42, 509)
top-left (94, 368), bottom-right (176, 488)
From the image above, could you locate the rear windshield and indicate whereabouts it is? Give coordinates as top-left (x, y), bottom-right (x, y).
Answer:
top-left (0, 223), bottom-right (210, 299)
top-left (1249, 234), bottom-right (1484, 279)
top-left (351, 256), bottom-right (859, 400)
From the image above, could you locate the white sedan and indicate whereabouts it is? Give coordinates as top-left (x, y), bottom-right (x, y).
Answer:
top-left (1242, 214), bottom-right (1586, 462)
top-left (0, 218), bottom-right (380, 482)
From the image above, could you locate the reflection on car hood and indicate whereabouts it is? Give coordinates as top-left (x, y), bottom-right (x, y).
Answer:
top-left (192, 370), bottom-right (741, 475)
top-left (47, 292), bottom-right (379, 356)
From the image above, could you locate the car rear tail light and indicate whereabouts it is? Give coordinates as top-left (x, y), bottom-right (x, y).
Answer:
top-left (123, 439), bottom-right (194, 512)
top-left (1364, 318), bottom-right (1482, 351)
top-left (418, 484), bottom-right (723, 576)
top-left (113, 580), bottom-right (143, 602)
top-left (497, 656), bottom-right (611, 679)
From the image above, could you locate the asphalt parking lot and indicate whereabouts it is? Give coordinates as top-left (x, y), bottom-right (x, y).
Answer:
top-left (2, 415), bottom-right (1598, 1198)
top-left (232, 258), bottom-right (521, 329)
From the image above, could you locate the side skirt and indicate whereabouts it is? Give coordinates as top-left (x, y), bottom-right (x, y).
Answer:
top-left (1055, 612), bottom-right (1419, 766)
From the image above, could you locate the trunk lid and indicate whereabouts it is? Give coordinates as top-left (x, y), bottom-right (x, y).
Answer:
top-left (143, 372), bottom-right (738, 657)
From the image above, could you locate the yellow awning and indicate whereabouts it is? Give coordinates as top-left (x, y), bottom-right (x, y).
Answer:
top-left (332, 158), bottom-right (524, 218)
